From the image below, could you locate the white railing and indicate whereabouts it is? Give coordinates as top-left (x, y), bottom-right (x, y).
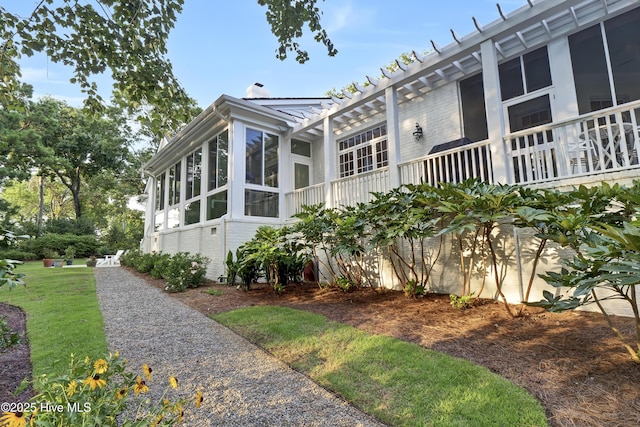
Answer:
top-left (506, 101), bottom-right (640, 184)
top-left (399, 140), bottom-right (494, 187)
top-left (285, 183), bottom-right (325, 217)
top-left (332, 168), bottom-right (390, 207)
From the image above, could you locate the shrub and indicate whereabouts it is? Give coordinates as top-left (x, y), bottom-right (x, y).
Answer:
top-left (0, 249), bottom-right (37, 261)
top-left (163, 253), bottom-right (209, 292)
top-left (23, 234), bottom-right (100, 258)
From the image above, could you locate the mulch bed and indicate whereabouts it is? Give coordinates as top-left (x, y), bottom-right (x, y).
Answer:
top-left (0, 302), bottom-right (33, 404)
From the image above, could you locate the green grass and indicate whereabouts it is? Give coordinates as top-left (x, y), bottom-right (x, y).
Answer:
top-left (0, 261), bottom-right (107, 377)
top-left (213, 306), bottom-right (548, 427)
top-left (204, 288), bottom-right (224, 296)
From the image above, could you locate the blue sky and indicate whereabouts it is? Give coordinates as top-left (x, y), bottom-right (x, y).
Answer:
top-left (16, 0), bottom-right (524, 108)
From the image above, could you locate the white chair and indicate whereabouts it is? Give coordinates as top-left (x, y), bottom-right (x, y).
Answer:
top-left (96, 250), bottom-right (124, 267)
top-left (567, 137), bottom-right (599, 173)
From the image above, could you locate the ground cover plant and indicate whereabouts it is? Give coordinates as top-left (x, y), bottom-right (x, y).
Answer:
top-left (213, 305), bottom-right (548, 427)
top-left (120, 250), bottom-right (209, 292)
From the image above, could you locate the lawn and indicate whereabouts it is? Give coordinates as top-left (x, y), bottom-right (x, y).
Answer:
top-left (0, 261), bottom-right (107, 377)
top-left (213, 305), bottom-right (548, 427)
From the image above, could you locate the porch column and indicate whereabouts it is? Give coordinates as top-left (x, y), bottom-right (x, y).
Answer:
top-left (323, 116), bottom-right (336, 208)
top-left (229, 119), bottom-right (245, 218)
top-left (385, 86), bottom-right (401, 188)
top-left (480, 40), bottom-right (510, 184)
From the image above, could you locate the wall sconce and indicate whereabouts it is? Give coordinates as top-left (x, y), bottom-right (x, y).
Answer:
top-left (412, 123), bottom-right (424, 142)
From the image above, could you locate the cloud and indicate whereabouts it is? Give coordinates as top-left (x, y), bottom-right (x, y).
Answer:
top-left (323, 2), bottom-right (375, 34)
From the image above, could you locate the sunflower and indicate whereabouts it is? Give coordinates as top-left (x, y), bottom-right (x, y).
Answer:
top-left (82, 374), bottom-right (106, 390)
top-left (168, 376), bottom-right (178, 389)
top-left (93, 358), bottom-right (108, 374)
top-left (142, 364), bottom-right (152, 381)
top-left (0, 411), bottom-right (27, 427)
top-left (150, 414), bottom-right (164, 427)
top-left (66, 380), bottom-right (77, 397)
top-left (173, 403), bottom-right (184, 423)
top-left (133, 376), bottom-right (149, 395)
top-left (194, 390), bottom-right (204, 409)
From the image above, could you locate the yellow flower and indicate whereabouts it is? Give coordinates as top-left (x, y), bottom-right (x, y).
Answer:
top-left (133, 376), bottom-right (149, 395)
top-left (151, 414), bottom-right (164, 427)
top-left (84, 355), bottom-right (90, 365)
top-left (173, 403), bottom-right (184, 423)
top-left (142, 364), bottom-right (153, 381)
top-left (169, 376), bottom-right (178, 389)
top-left (195, 390), bottom-right (203, 408)
top-left (66, 380), bottom-right (77, 397)
top-left (115, 387), bottom-right (128, 400)
top-left (83, 374), bottom-right (106, 390)
top-left (0, 411), bottom-right (27, 427)
top-left (93, 358), bottom-right (108, 374)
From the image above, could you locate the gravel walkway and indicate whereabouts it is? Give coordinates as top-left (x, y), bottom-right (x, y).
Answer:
top-left (95, 267), bottom-right (385, 426)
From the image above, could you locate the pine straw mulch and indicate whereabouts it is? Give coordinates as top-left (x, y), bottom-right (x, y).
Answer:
top-left (135, 270), bottom-right (640, 427)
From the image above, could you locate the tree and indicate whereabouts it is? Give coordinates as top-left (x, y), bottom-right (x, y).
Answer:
top-left (27, 98), bottom-right (131, 219)
top-left (0, 1), bottom-right (336, 137)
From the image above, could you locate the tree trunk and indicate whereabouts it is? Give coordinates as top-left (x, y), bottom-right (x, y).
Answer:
top-left (37, 175), bottom-right (44, 236)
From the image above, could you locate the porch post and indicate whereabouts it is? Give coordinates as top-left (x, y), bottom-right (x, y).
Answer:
top-left (385, 87), bottom-right (401, 188)
top-left (480, 40), bottom-right (510, 184)
top-left (323, 116), bottom-right (336, 208)
top-left (229, 119), bottom-right (245, 218)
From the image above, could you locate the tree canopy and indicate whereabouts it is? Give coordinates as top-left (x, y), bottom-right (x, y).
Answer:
top-left (0, 0), bottom-right (336, 137)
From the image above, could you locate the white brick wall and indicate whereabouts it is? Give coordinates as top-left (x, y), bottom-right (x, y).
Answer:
top-left (398, 82), bottom-right (462, 164)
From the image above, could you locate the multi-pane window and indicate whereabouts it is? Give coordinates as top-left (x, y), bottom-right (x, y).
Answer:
top-left (207, 131), bottom-right (228, 221)
top-left (245, 128), bottom-right (279, 218)
top-left (337, 124), bottom-right (387, 178)
top-left (569, 7), bottom-right (640, 114)
top-left (499, 46), bottom-right (552, 101)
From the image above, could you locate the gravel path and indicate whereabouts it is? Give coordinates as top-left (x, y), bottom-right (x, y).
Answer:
top-left (95, 267), bottom-right (385, 426)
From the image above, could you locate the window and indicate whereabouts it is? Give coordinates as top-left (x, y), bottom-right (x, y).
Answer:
top-left (460, 73), bottom-right (488, 142)
top-left (154, 173), bottom-right (166, 231)
top-left (208, 131), bottom-right (228, 191)
top-left (569, 7), bottom-right (640, 114)
top-left (168, 161), bottom-right (181, 207)
top-left (245, 189), bottom-right (278, 217)
top-left (507, 95), bottom-right (552, 132)
top-left (499, 46), bottom-right (552, 101)
top-left (337, 124), bottom-right (387, 178)
top-left (291, 139), bottom-right (311, 157)
top-left (245, 128), bottom-right (279, 218)
top-left (184, 149), bottom-right (202, 225)
top-left (246, 128), bottom-right (279, 187)
top-left (207, 191), bottom-right (227, 220)
top-left (206, 130), bottom-right (228, 220)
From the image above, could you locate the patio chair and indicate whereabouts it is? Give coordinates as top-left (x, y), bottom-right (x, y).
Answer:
top-left (567, 137), bottom-right (599, 173)
top-left (96, 249), bottom-right (125, 267)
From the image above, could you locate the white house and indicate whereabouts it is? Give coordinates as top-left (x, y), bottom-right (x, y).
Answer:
top-left (142, 0), bottom-right (640, 312)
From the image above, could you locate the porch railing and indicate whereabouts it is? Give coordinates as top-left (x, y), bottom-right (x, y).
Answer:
top-left (507, 101), bottom-right (640, 184)
top-left (285, 183), bottom-right (325, 217)
top-left (332, 168), bottom-right (390, 207)
top-left (399, 140), bottom-right (494, 187)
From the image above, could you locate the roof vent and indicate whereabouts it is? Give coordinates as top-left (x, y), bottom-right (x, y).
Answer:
top-left (246, 82), bottom-right (270, 98)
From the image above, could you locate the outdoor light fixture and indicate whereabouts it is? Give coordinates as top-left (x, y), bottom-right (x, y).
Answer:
top-left (413, 123), bottom-right (424, 142)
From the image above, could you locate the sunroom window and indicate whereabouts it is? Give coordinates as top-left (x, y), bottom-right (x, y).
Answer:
top-left (499, 46), bottom-right (552, 101)
top-left (569, 7), bottom-right (640, 114)
top-left (206, 130), bottom-right (229, 221)
top-left (337, 124), bottom-right (387, 178)
top-left (460, 73), bottom-right (488, 142)
top-left (184, 149), bottom-right (202, 225)
top-left (167, 161), bottom-right (181, 228)
top-left (154, 172), bottom-right (165, 231)
top-left (245, 128), bottom-right (279, 218)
